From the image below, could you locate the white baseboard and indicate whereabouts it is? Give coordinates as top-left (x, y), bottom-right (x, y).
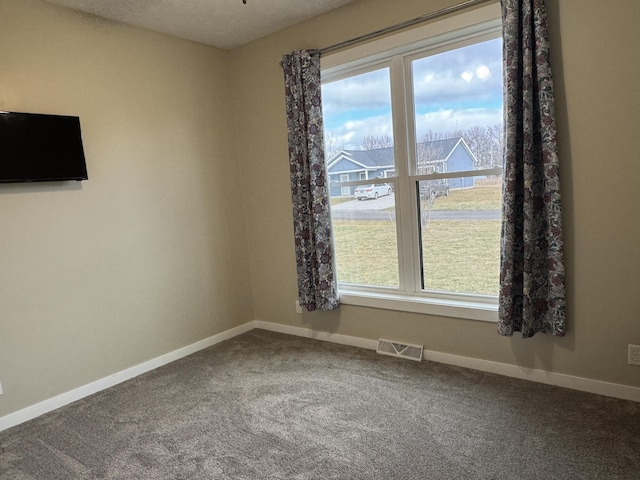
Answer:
top-left (252, 320), bottom-right (640, 403)
top-left (0, 322), bottom-right (254, 433)
top-left (420, 350), bottom-right (640, 403)
top-left (252, 320), bottom-right (378, 350)
top-left (2, 319), bottom-right (638, 432)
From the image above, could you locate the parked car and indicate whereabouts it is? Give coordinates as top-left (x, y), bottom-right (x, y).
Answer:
top-left (354, 183), bottom-right (392, 200)
top-left (419, 180), bottom-right (449, 200)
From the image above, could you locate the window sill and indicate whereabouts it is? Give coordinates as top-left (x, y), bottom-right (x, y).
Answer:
top-left (338, 289), bottom-right (498, 323)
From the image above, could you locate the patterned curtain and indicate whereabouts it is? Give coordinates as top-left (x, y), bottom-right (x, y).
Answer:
top-left (281, 50), bottom-right (339, 312)
top-left (498, 0), bottom-right (565, 337)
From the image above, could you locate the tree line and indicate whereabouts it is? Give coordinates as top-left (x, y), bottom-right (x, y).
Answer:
top-left (325, 124), bottom-right (503, 169)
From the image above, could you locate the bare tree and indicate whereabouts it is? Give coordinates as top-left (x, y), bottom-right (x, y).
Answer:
top-left (416, 143), bottom-right (442, 175)
top-left (487, 123), bottom-right (504, 168)
top-left (416, 124), bottom-right (504, 226)
top-left (416, 139), bottom-right (446, 227)
top-left (360, 134), bottom-right (393, 150)
top-left (419, 124), bottom-right (503, 169)
top-left (420, 130), bottom-right (451, 143)
top-left (324, 131), bottom-right (344, 159)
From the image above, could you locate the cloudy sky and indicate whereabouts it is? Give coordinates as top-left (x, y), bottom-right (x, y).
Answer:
top-left (322, 37), bottom-right (503, 150)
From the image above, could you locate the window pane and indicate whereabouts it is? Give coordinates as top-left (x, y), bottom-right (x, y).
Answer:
top-left (330, 187), bottom-right (399, 287)
top-left (412, 38), bottom-right (503, 296)
top-left (412, 38), bottom-right (503, 172)
top-left (322, 67), bottom-right (394, 162)
top-left (323, 67), bottom-right (399, 288)
top-left (418, 175), bottom-right (502, 295)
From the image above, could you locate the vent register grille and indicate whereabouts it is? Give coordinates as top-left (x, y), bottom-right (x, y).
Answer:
top-left (376, 339), bottom-right (423, 362)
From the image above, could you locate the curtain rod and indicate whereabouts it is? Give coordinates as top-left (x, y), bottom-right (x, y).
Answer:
top-left (312, 0), bottom-right (495, 56)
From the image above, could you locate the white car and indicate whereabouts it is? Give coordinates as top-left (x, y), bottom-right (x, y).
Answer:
top-left (354, 183), bottom-right (392, 200)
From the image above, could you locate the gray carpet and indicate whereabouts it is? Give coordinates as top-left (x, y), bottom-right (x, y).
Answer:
top-left (1, 329), bottom-right (639, 479)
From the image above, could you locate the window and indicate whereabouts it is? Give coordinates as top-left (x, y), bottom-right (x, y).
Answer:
top-left (321, 6), bottom-right (503, 321)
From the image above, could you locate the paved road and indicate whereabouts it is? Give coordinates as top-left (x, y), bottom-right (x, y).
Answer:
top-left (331, 197), bottom-right (500, 221)
top-left (331, 195), bottom-right (396, 211)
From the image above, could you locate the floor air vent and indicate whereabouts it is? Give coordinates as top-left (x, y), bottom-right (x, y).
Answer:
top-left (376, 339), bottom-right (423, 362)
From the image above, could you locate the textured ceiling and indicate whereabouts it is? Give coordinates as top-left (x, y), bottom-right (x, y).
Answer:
top-left (44, 0), bottom-right (354, 49)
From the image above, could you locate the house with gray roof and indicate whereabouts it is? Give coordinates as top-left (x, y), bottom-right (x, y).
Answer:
top-left (326, 137), bottom-right (478, 197)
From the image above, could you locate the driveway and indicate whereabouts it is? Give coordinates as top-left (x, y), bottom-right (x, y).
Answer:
top-left (331, 195), bottom-right (395, 212)
top-left (330, 197), bottom-right (500, 221)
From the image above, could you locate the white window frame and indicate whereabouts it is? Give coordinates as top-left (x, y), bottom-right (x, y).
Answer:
top-left (322, 4), bottom-right (502, 322)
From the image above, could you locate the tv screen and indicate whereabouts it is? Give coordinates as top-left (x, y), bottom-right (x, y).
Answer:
top-left (0, 111), bottom-right (88, 183)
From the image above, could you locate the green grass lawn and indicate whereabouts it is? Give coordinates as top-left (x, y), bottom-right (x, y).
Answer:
top-left (330, 197), bottom-right (354, 206)
top-left (332, 220), bottom-right (400, 287)
top-left (421, 220), bottom-right (500, 294)
top-left (332, 184), bottom-right (502, 295)
top-left (333, 219), bottom-right (500, 295)
top-left (431, 185), bottom-right (502, 211)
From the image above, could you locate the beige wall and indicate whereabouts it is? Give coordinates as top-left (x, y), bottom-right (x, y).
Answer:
top-left (0, 0), bottom-right (638, 420)
top-left (229, 0), bottom-right (640, 388)
top-left (0, 0), bottom-right (253, 416)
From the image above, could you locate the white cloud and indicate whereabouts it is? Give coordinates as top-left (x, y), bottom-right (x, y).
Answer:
top-left (412, 57), bottom-right (502, 107)
top-left (329, 114), bottom-right (394, 149)
top-left (325, 107), bottom-right (502, 150)
top-left (321, 68), bottom-right (391, 116)
top-left (415, 108), bottom-right (502, 135)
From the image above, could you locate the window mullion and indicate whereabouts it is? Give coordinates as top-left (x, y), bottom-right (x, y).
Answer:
top-left (389, 56), bottom-right (417, 294)
top-left (404, 55), bottom-right (423, 296)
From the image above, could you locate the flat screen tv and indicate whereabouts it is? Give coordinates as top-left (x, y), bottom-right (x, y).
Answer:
top-left (0, 111), bottom-right (88, 183)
